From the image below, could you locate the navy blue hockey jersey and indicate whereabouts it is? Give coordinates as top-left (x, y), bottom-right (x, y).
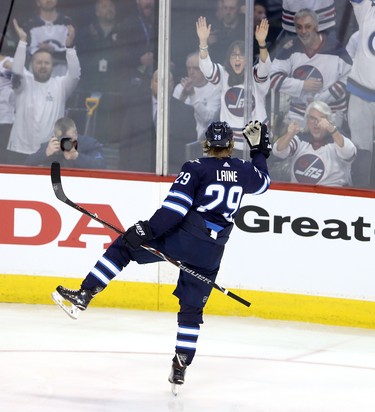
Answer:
top-left (149, 154), bottom-right (270, 238)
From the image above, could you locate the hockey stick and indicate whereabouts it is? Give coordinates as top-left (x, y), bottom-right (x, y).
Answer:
top-left (0, 0), bottom-right (15, 54)
top-left (50, 162), bottom-right (251, 308)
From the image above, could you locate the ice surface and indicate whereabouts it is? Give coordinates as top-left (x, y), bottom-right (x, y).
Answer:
top-left (1, 303), bottom-right (374, 412)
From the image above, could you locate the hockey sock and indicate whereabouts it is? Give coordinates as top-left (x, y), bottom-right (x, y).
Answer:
top-left (175, 322), bottom-right (200, 365)
top-left (81, 255), bottom-right (122, 290)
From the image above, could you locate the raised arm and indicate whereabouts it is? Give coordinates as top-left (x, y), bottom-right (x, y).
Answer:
top-left (63, 25), bottom-right (81, 96)
top-left (196, 16), bottom-right (211, 60)
top-left (12, 19), bottom-right (27, 77)
top-left (274, 121), bottom-right (300, 152)
top-left (255, 18), bottom-right (269, 63)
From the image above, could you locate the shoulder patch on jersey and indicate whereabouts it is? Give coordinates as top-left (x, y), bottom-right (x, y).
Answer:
top-left (189, 159), bottom-right (201, 164)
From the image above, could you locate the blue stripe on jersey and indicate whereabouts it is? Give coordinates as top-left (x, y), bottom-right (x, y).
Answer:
top-left (162, 200), bottom-right (189, 216)
top-left (168, 190), bottom-right (193, 205)
top-left (253, 174), bottom-right (270, 195)
top-left (205, 220), bottom-right (224, 232)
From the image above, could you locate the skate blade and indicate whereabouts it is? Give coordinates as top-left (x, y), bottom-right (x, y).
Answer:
top-left (170, 383), bottom-right (181, 396)
top-left (51, 291), bottom-right (80, 320)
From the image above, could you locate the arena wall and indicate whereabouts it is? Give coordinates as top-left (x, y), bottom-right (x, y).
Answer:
top-left (1, 166), bottom-right (374, 328)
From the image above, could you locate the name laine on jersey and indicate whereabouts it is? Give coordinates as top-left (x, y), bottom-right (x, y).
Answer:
top-left (216, 170), bottom-right (238, 182)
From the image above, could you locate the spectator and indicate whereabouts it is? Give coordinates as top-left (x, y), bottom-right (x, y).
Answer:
top-left (270, 9), bottom-right (352, 130)
top-left (252, 1), bottom-right (268, 60)
top-left (196, 16), bottom-right (271, 151)
top-left (281, 0), bottom-right (336, 39)
top-left (345, 30), bottom-right (359, 60)
top-left (169, 0), bottom-right (215, 81)
top-left (346, 0), bottom-right (375, 189)
top-left (262, 0), bottom-right (283, 38)
top-left (173, 51), bottom-right (221, 141)
top-left (272, 100), bottom-right (356, 186)
top-left (6, 19), bottom-right (80, 165)
top-left (240, 1), bottom-right (281, 60)
top-left (23, 0), bottom-right (75, 76)
top-left (122, 0), bottom-right (157, 81)
top-left (208, 0), bottom-right (246, 64)
top-left (0, 55), bottom-right (15, 164)
top-left (25, 116), bottom-right (105, 169)
top-left (77, 0), bottom-right (129, 93)
top-left (119, 70), bottom-right (196, 174)
top-left (76, 0), bottom-right (129, 145)
top-left (215, 0), bottom-right (225, 23)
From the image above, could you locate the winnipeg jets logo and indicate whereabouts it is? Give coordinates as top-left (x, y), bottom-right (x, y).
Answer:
top-left (293, 154), bottom-right (324, 184)
top-left (293, 65), bottom-right (323, 82)
top-left (224, 87), bottom-right (256, 117)
top-left (225, 87), bottom-right (244, 116)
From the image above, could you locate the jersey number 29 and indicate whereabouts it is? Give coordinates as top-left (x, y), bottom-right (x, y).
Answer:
top-left (197, 184), bottom-right (243, 221)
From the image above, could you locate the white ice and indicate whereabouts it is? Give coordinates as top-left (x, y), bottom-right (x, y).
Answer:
top-left (1, 303), bottom-right (375, 412)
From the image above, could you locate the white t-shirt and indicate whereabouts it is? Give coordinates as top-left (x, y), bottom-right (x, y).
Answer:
top-left (7, 41), bottom-right (81, 154)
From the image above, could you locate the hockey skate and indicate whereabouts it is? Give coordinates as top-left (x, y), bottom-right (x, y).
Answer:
top-left (51, 285), bottom-right (102, 320)
top-left (168, 353), bottom-right (188, 396)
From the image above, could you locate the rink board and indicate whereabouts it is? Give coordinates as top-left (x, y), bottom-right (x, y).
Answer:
top-left (1, 167), bottom-right (375, 328)
top-left (1, 274), bottom-right (375, 329)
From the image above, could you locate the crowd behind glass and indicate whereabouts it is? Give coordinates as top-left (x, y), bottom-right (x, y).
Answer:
top-left (1, 0), bottom-right (374, 189)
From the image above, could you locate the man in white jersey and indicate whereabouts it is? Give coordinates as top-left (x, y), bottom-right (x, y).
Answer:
top-left (281, 1), bottom-right (336, 36)
top-left (270, 9), bottom-right (352, 129)
top-left (173, 51), bottom-right (221, 141)
top-left (6, 19), bottom-right (80, 165)
top-left (346, 0), bottom-right (375, 188)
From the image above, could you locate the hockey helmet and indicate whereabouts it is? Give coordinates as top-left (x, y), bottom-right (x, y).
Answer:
top-left (205, 121), bottom-right (233, 148)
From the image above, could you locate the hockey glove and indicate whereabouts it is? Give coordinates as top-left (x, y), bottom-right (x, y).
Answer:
top-left (242, 121), bottom-right (272, 158)
top-left (122, 220), bottom-right (153, 249)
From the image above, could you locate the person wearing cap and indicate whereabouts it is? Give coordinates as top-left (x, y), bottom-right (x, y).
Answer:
top-left (52, 120), bottom-right (271, 392)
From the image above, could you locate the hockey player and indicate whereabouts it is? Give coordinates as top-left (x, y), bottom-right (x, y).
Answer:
top-left (52, 120), bottom-right (271, 393)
